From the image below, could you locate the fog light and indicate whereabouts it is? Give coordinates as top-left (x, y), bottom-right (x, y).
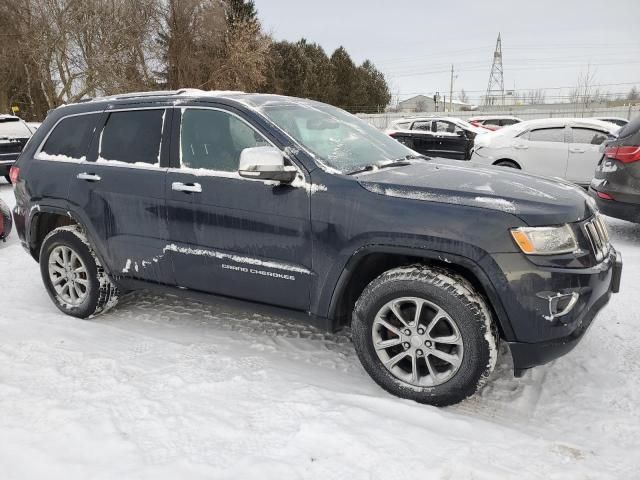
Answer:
top-left (536, 291), bottom-right (580, 322)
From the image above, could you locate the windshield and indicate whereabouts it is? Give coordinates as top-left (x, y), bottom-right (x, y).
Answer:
top-left (0, 119), bottom-right (32, 138)
top-left (260, 102), bottom-right (416, 173)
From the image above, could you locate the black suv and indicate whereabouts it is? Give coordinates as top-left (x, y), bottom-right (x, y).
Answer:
top-left (12, 90), bottom-right (622, 406)
top-left (1, 114), bottom-right (33, 183)
top-left (590, 115), bottom-right (640, 223)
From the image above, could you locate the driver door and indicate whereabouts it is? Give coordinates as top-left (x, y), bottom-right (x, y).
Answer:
top-left (164, 106), bottom-right (313, 310)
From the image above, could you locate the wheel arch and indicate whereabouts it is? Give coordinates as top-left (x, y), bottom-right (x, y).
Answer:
top-left (327, 245), bottom-right (515, 341)
top-left (28, 206), bottom-right (111, 275)
top-left (493, 158), bottom-right (521, 169)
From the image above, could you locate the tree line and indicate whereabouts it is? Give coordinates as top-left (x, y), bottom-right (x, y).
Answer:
top-left (0, 0), bottom-right (391, 120)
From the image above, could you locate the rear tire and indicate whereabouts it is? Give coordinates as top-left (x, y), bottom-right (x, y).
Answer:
top-left (494, 160), bottom-right (520, 169)
top-left (40, 225), bottom-right (119, 318)
top-left (352, 265), bottom-right (497, 406)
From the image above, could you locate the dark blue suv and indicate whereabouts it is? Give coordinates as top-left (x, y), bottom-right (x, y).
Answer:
top-left (11, 90), bottom-right (622, 406)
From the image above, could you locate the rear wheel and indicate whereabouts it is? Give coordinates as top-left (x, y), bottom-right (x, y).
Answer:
top-left (494, 160), bottom-right (520, 169)
top-left (352, 265), bottom-right (497, 406)
top-left (40, 226), bottom-right (119, 318)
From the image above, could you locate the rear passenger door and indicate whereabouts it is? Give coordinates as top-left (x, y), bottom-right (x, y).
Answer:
top-left (516, 127), bottom-right (569, 179)
top-left (410, 121), bottom-right (436, 156)
top-left (432, 120), bottom-right (466, 159)
top-left (566, 127), bottom-right (609, 185)
top-left (164, 106), bottom-right (312, 311)
top-left (68, 107), bottom-right (174, 284)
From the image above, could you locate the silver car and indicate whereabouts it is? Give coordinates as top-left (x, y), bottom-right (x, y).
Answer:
top-left (471, 118), bottom-right (618, 187)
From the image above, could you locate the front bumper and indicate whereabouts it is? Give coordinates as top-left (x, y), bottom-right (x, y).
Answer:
top-left (494, 248), bottom-right (621, 374)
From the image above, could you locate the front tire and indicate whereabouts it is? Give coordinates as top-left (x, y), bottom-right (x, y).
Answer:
top-left (40, 226), bottom-right (119, 318)
top-left (352, 265), bottom-right (497, 406)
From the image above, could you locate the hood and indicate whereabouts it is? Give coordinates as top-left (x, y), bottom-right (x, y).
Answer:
top-left (357, 159), bottom-right (594, 226)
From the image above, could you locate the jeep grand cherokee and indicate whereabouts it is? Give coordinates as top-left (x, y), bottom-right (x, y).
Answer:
top-left (11, 90), bottom-right (622, 406)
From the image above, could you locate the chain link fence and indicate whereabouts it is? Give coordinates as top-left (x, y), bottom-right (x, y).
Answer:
top-left (357, 105), bottom-right (640, 130)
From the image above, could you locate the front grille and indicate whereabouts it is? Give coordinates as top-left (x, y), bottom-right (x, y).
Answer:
top-left (584, 214), bottom-right (610, 262)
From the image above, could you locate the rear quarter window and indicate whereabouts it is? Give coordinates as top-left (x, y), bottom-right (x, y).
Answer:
top-left (41, 114), bottom-right (98, 159)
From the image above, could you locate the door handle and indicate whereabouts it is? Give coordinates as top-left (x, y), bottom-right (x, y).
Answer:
top-left (77, 172), bottom-right (101, 182)
top-left (569, 147), bottom-right (586, 153)
top-left (513, 144), bottom-right (528, 150)
top-left (172, 182), bottom-right (202, 193)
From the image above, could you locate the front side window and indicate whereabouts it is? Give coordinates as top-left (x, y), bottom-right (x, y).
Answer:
top-left (259, 101), bottom-right (414, 173)
top-left (571, 128), bottom-right (608, 145)
top-left (180, 109), bottom-right (269, 172)
top-left (528, 127), bottom-right (565, 143)
top-left (433, 120), bottom-right (459, 133)
top-left (41, 114), bottom-right (98, 159)
top-left (99, 109), bottom-right (164, 165)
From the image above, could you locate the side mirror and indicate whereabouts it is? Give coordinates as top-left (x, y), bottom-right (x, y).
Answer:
top-left (238, 146), bottom-right (297, 183)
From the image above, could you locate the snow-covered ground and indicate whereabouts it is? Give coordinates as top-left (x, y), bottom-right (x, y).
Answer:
top-left (1, 181), bottom-right (638, 479)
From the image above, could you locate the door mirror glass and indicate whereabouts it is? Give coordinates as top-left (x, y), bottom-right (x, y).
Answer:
top-left (238, 146), bottom-right (296, 183)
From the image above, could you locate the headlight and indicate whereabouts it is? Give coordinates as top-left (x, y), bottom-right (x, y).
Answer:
top-left (510, 225), bottom-right (578, 255)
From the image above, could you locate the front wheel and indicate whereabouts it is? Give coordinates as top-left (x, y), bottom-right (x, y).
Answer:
top-left (40, 225), bottom-right (119, 318)
top-left (352, 266), bottom-right (497, 406)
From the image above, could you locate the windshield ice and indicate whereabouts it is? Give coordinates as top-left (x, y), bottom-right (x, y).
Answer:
top-left (260, 101), bottom-right (416, 173)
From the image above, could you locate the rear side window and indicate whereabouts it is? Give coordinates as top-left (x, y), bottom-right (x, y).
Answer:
top-left (484, 119), bottom-right (501, 126)
top-left (571, 128), bottom-right (608, 145)
top-left (501, 119), bottom-right (519, 126)
top-left (99, 109), bottom-right (164, 165)
top-left (528, 128), bottom-right (565, 143)
top-left (41, 114), bottom-right (97, 159)
top-left (411, 121), bottom-right (431, 131)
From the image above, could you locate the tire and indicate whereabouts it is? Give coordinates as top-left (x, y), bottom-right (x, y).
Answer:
top-left (494, 159), bottom-right (520, 169)
top-left (40, 225), bottom-right (119, 318)
top-left (352, 265), bottom-right (498, 406)
top-left (0, 199), bottom-right (12, 240)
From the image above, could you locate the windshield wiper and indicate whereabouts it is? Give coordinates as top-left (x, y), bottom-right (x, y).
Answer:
top-left (346, 155), bottom-right (429, 175)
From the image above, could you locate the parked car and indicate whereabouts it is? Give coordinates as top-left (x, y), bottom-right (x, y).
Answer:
top-left (471, 118), bottom-right (618, 187)
top-left (386, 117), bottom-right (486, 160)
top-left (589, 115), bottom-right (640, 222)
top-left (0, 198), bottom-right (11, 242)
top-left (593, 117), bottom-right (628, 128)
top-left (1, 114), bottom-right (33, 183)
top-left (468, 115), bottom-right (522, 131)
top-left (12, 90), bottom-right (621, 406)
top-left (27, 122), bottom-right (42, 131)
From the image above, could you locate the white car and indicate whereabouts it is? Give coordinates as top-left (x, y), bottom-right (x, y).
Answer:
top-left (471, 118), bottom-right (618, 187)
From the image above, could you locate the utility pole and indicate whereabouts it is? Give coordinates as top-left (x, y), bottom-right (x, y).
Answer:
top-left (449, 64), bottom-right (454, 113)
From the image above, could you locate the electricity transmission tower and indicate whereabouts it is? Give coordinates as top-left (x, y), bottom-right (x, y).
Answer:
top-left (484, 33), bottom-right (505, 107)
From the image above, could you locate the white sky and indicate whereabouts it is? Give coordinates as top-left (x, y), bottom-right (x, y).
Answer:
top-left (253, 0), bottom-right (640, 105)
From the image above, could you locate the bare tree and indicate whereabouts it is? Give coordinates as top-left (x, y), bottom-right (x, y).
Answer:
top-left (458, 88), bottom-right (468, 104)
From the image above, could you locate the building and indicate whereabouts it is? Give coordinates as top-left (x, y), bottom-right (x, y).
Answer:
top-left (397, 94), bottom-right (476, 113)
